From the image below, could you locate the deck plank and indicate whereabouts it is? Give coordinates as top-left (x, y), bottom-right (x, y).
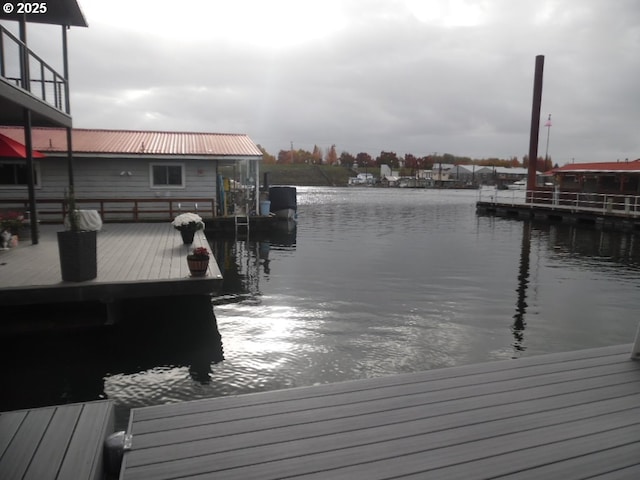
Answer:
top-left (0, 407), bottom-right (55, 480)
top-left (0, 410), bottom-right (27, 458)
top-left (120, 345), bottom-right (640, 479)
top-left (57, 401), bottom-right (115, 480)
top-left (0, 401), bottom-right (115, 480)
top-left (130, 343), bottom-right (632, 423)
top-left (0, 223), bottom-right (221, 308)
top-left (22, 404), bottom-right (83, 480)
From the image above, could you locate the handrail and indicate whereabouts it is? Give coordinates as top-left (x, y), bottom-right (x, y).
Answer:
top-left (0, 24), bottom-right (68, 112)
top-left (0, 197), bottom-right (216, 223)
top-left (478, 188), bottom-right (640, 217)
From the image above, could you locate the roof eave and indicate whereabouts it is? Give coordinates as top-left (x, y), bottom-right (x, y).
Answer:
top-left (0, 0), bottom-right (88, 27)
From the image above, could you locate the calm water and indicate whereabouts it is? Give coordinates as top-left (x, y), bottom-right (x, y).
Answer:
top-left (3, 187), bottom-right (640, 428)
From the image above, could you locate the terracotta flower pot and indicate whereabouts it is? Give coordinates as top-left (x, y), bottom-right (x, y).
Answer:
top-left (187, 256), bottom-right (209, 277)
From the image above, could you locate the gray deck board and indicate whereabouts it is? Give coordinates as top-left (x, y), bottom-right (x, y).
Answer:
top-left (0, 223), bottom-right (222, 306)
top-left (120, 344), bottom-right (640, 479)
top-left (131, 343), bottom-right (632, 422)
top-left (0, 400), bottom-right (114, 480)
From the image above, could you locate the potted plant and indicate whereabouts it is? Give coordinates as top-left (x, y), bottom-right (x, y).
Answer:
top-left (57, 188), bottom-right (98, 282)
top-left (0, 211), bottom-right (26, 234)
top-left (172, 212), bottom-right (204, 244)
top-left (0, 211), bottom-right (26, 247)
top-left (187, 246), bottom-right (210, 277)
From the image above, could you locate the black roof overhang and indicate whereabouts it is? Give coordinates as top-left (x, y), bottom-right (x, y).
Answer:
top-left (0, 0), bottom-right (87, 27)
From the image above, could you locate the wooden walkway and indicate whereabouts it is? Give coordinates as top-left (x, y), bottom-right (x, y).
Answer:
top-left (0, 223), bottom-right (222, 306)
top-left (120, 344), bottom-right (640, 479)
top-left (0, 400), bottom-right (114, 480)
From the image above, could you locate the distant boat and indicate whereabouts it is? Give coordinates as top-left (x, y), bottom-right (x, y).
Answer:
top-left (507, 179), bottom-right (527, 190)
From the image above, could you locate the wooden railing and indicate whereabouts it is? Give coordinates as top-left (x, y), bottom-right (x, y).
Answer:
top-left (0, 198), bottom-right (216, 223)
top-left (478, 188), bottom-right (640, 217)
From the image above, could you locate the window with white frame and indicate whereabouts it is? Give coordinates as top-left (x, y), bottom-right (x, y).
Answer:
top-left (0, 162), bottom-right (41, 187)
top-left (150, 163), bottom-right (185, 188)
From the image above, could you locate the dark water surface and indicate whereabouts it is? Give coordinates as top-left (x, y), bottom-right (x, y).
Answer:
top-left (3, 187), bottom-right (640, 428)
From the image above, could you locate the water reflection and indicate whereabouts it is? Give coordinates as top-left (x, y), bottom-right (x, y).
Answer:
top-left (0, 296), bottom-right (223, 427)
top-left (512, 221), bottom-right (531, 357)
top-left (210, 221), bottom-right (297, 305)
top-left (495, 215), bottom-right (640, 357)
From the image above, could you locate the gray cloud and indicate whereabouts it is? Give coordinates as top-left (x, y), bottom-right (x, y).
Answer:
top-left (9, 0), bottom-right (639, 163)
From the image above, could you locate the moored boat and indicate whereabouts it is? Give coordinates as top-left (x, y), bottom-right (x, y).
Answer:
top-left (268, 186), bottom-right (297, 220)
top-left (507, 179), bottom-right (527, 190)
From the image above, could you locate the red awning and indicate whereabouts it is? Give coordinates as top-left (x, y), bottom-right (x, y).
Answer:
top-left (0, 133), bottom-right (46, 159)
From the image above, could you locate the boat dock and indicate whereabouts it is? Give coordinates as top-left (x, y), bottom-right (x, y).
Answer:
top-left (2, 344), bottom-right (639, 479)
top-left (0, 400), bottom-right (115, 480)
top-left (0, 223), bottom-right (222, 331)
top-left (118, 343), bottom-right (640, 479)
top-left (477, 189), bottom-right (640, 232)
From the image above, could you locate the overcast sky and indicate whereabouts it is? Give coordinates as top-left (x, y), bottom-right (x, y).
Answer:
top-left (12, 0), bottom-right (640, 164)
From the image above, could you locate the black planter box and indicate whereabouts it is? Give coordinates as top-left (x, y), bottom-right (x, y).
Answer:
top-left (57, 230), bottom-right (98, 282)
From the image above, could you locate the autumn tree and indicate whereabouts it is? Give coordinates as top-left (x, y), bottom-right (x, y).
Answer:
top-left (297, 149), bottom-right (315, 164)
top-left (277, 149), bottom-right (314, 164)
top-left (340, 151), bottom-right (356, 168)
top-left (404, 153), bottom-right (418, 172)
top-left (312, 145), bottom-right (323, 164)
top-left (325, 144), bottom-right (338, 165)
top-left (277, 149), bottom-right (293, 164)
top-left (257, 145), bottom-right (276, 164)
top-left (376, 151), bottom-right (399, 168)
top-left (356, 152), bottom-right (374, 168)
top-left (522, 155), bottom-right (552, 172)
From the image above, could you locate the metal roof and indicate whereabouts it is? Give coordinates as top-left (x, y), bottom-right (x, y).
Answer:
top-left (552, 160), bottom-right (640, 174)
top-left (0, 127), bottom-right (263, 157)
top-left (0, 0), bottom-right (87, 27)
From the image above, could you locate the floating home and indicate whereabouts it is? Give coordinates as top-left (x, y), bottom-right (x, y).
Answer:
top-left (0, 127), bottom-right (264, 223)
top-left (550, 159), bottom-right (640, 196)
top-left (477, 159), bottom-right (640, 232)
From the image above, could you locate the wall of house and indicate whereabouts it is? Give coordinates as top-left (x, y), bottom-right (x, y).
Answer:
top-left (0, 156), bottom-right (220, 220)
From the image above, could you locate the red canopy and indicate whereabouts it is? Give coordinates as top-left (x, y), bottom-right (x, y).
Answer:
top-left (0, 133), bottom-right (46, 158)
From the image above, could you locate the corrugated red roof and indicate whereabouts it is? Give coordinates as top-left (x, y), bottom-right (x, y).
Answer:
top-left (0, 127), bottom-right (263, 157)
top-left (552, 160), bottom-right (640, 173)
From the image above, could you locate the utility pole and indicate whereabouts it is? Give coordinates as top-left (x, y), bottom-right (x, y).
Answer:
top-left (544, 114), bottom-right (552, 165)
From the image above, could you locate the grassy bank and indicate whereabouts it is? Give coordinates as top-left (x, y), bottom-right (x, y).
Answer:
top-left (261, 164), bottom-right (354, 186)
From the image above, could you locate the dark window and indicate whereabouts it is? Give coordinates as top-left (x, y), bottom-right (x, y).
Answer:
top-left (0, 163), bottom-right (38, 185)
top-left (152, 165), bottom-right (183, 187)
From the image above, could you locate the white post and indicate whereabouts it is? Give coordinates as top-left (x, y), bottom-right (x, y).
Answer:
top-left (255, 159), bottom-right (260, 215)
top-left (632, 322), bottom-right (640, 359)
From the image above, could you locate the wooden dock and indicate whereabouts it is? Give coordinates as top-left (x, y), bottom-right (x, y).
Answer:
top-left (205, 215), bottom-right (280, 234)
top-left (0, 223), bottom-right (222, 306)
top-left (0, 400), bottom-right (114, 480)
top-left (476, 190), bottom-right (640, 232)
top-left (120, 344), bottom-right (640, 479)
top-left (0, 223), bottom-right (223, 332)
